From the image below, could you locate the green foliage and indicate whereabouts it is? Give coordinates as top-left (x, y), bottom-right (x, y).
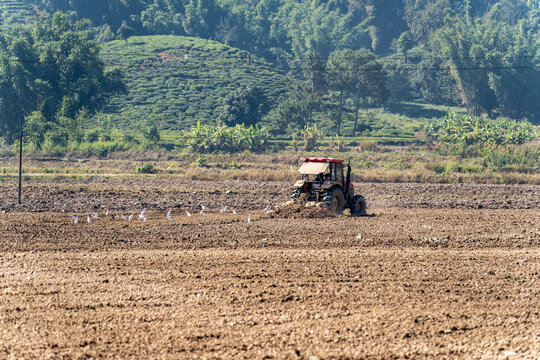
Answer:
top-left (426, 112), bottom-right (537, 145)
top-left (0, 11), bottom-right (126, 144)
top-left (191, 156), bottom-right (208, 167)
top-left (481, 144), bottom-right (540, 169)
top-left (100, 35), bottom-right (288, 130)
top-left (137, 163), bottom-right (154, 174)
top-left (326, 49), bottom-right (389, 135)
top-left (328, 134), bottom-right (346, 152)
top-left (272, 82), bottom-right (318, 133)
top-left (182, 122), bottom-right (269, 153)
top-left (301, 124), bottom-right (321, 151)
top-left (143, 124), bottom-right (161, 143)
top-left (24, 111), bottom-right (47, 149)
top-left (432, 13), bottom-right (540, 120)
top-left (218, 85), bottom-right (269, 127)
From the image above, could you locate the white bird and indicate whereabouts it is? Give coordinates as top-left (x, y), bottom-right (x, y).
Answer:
top-left (167, 209), bottom-right (173, 221)
top-left (129, 213), bottom-right (134, 222)
top-left (200, 204), bottom-right (206, 210)
top-left (220, 206), bottom-right (227, 213)
top-left (93, 213), bottom-right (99, 219)
top-left (142, 215), bottom-right (147, 222)
top-left (186, 210), bottom-right (191, 217)
top-left (115, 214), bottom-right (119, 219)
top-left (87, 215), bottom-right (91, 224)
top-left (72, 215), bottom-right (78, 224)
top-left (232, 209), bottom-right (237, 215)
top-left (138, 208), bottom-right (146, 220)
top-left (248, 215), bottom-right (251, 224)
top-left (121, 214), bottom-right (127, 220)
top-left (200, 210), bottom-right (206, 216)
top-left (105, 209), bottom-right (110, 216)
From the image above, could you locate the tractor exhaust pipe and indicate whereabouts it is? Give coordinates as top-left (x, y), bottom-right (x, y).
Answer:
top-left (345, 157), bottom-right (352, 195)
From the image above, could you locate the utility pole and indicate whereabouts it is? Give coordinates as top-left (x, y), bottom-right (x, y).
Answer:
top-left (18, 116), bottom-right (23, 204)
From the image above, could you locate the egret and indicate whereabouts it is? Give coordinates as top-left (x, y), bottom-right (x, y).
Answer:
top-left (93, 213), bottom-right (99, 219)
top-left (232, 209), bottom-right (237, 215)
top-left (220, 206), bottom-right (227, 213)
top-left (138, 208), bottom-right (146, 220)
top-left (129, 213), bottom-right (134, 222)
top-left (248, 215), bottom-right (251, 224)
top-left (105, 209), bottom-right (110, 216)
top-left (186, 210), bottom-right (191, 217)
top-left (167, 209), bottom-right (173, 221)
top-left (200, 210), bottom-right (206, 216)
top-left (72, 215), bottom-right (78, 224)
top-left (87, 215), bottom-right (91, 224)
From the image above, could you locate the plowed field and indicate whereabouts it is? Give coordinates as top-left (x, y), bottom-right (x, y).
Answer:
top-left (0, 179), bottom-right (539, 359)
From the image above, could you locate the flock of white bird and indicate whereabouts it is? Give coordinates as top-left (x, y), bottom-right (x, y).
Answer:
top-left (70, 204), bottom-right (273, 225)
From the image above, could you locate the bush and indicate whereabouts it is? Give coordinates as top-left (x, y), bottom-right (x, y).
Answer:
top-left (426, 113), bottom-right (537, 145)
top-left (43, 129), bottom-right (69, 149)
top-left (182, 122), bottom-right (269, 153)
top-left (137, 164), bottom-right (154, 174)
top-left (86, 129), bottom-right (100, 143)
top-left (143, 125), bottom-right (160, 143)
top-left (481, 144), bottom-right (540, 169)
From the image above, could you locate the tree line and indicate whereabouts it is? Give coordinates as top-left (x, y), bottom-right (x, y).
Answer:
top-left (24, 0), bottom-right (540, 123)
top-left (0, 12), bottom-right (125, 145)
top-left (0, 0), bottom-right (538, 146)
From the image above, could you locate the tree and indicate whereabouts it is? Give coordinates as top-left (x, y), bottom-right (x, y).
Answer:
top-left (396, 31), bottom-right (414, 63)
top-left (274, 82), bottom-right (318, 132)
top-left (218, 85), bottom-right (269, 127)
top-left (302, 50), bottom-right (326, 96)
top-left (0, 12), bottom-right (126, 144)
top-left (326, 49), bottom-right (388, 135)
top-left (432, 14), bottom-right (539, 120)
top-left (117, 20), bottom-right (135, 43)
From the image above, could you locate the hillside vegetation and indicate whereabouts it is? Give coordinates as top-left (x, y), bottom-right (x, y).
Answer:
top-left (100, 35), bottom-right (290, 130)
top-left (0, 0), bottom-right (31, 21)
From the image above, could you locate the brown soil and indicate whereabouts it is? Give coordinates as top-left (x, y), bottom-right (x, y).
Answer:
top-left (0, 178), bottom-right (539, 358)
top-left (269, 204), bottom-right (327, 219)
top-left (0, 179), bottom-right (538, 212)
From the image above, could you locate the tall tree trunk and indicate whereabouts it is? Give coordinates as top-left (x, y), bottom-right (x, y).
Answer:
top-left (337, 92), bottom-right (344, 135)
top-left (353, 94), bottom-right (360, 136)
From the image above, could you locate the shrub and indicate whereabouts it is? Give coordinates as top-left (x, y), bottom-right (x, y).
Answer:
top-left (86, 129), bottom-right (100, 143)
top-left (426, 113), bottom-right (537, 145)
top-left (301, 124), bottom-right (321, 151)
top-left (143, 124), bottom-right (161, 143)
top-left (182, 122), bottom-right (269, 153)
top-left (191, 156), bottom-right (208, 167)
top-left (137, 164), bottom-right (154, 174)
top-left (481, 144), bottom-right (540, 169)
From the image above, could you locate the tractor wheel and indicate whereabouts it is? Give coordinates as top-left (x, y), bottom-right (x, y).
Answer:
top-left (291, 187), bottom-right (303, 201)
top-left (350, 195), bottom-right (367, 216)
top-left (324, 188), bottom-right (345, 215)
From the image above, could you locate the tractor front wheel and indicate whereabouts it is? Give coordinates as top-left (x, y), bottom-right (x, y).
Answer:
top-left (324, 188), bottom-right (345, 215)
top-left (350, 195), bottom-right (367, 216)
top-left (291, 187), bottom-right (303, 201)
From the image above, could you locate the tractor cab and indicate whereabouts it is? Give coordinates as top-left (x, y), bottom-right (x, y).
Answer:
top-left (292, 157), bottom-right (366, 216)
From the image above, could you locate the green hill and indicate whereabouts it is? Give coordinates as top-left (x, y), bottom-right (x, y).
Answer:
top-left (0, 0), bottom-right (32, 21)
top-left (100, 35), bottom-right (291, 130)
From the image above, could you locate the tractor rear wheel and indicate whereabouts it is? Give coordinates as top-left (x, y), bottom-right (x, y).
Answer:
top-left (350, 195), bottom-right (367, 216)
top-left (325, 188), bottom-right (345, 215)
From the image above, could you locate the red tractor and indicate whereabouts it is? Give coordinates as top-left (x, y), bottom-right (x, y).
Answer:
top-left (292, 157), bottom-right (367, 216)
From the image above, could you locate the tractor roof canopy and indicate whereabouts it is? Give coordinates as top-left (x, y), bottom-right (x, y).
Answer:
top-left (298, 161), bottom-right (330, 175)
top-left (302, 157), bottom-right (344, 163)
